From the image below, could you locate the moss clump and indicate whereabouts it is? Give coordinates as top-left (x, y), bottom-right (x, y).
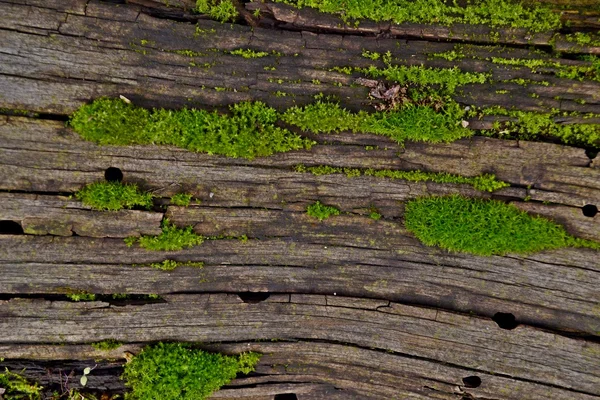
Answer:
top-left (69, 98), bottom-right (314, 159)
top-left (128, 219), bottom-right (204, 251)
top-left (282, 99), bottom-right (471, 144)
top-left (147, 260), bottom-right (204, 270)
top-left (307, 201), bottom-right (341, 221)
top-left (66, 291), bottom-right (97, 302)
top-left (170, 193), bottom-right (194, 206)
top-left (481, 107), bottom-right (600, 148)
top-left (228, 49), bottom-right (271, 58)
top-left (271, 0), bottom-right (561, 32)
top-left (294, 165), bottom-right (509, 192)
top-left (75, 181), bottom-right (154, 211)
top-left (404, 195), bottom-right (600, 256)
top-left (0, 369), bottom-right (42, 400)
top-left (91, 339), bottom-right (122, 351)
top-left (490, 55), bottom-right (600, 83)
top-left (565, 32), bottom-right (600, 47)
top-left (196, 0), bottom-right (238, 22)
top-left (122, 343), bottom-right (260, 400)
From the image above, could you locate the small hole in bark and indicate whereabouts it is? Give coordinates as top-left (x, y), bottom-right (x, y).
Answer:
top-left (0, 220), bottom-right (24, 234)
top-left (582, 204), bottom-right (598, 218)
top-left (274, 394), bottom-right (298, 400)
top-left (237, 292), bottom-right (270, 303)
top-left (104, 167), bottom-right (123, 182)
top-left (462, 376), bottom-right (482, 388)
top-left (492, 312), bottom-right (518, 330)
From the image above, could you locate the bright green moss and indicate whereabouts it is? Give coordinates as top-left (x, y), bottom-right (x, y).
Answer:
top-left (69, 98), bottom-right (314, 159)
top-left (91, 339), bottom-right (122, 351)
top-left (75, 181), bottom-right (154, 211)
top-left (171, 193), bottom-right (193, 206)
top-left (228, 49), bottom-right (271, 58)
top-left (404, 195), bottom-right (599, 256)
top-left (294, 165), bottom-right (509, 192)
top-left (429, 49), bottom-right (465, 61)
top-left (306, 201), bottom-right (341, 221)
top-left (129, 219), bottom-right (204, 251)
top-left (0, 369), bottom-right (42, 400)
top-left (66, 291), bottom-right (97, 302)
top-left (565, 32), bottom-right (600, 47)
top-left (122, 343), bottom-right (260, 400)
top-left (369, 211), bottom-right (382, 220)
top-left (282, 100), bottom-right (472, 144)
top-left (481, 107), bottom-right (600, 148)
top-left (490, 56), bottom-right (600, 83)
top-left (196, 0), bottom-right (238, 22)
top-left (271, 0), bottom-right (561, 32)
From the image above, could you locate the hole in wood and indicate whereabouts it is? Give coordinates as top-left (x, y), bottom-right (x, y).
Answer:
top-left (585, 148), bottom-right (598, 161)
top-left (274, 394), bottom-right (298, 400)
top-left (582, 204), bottom-right (598, 218)
top-left (492, 312), bottom-right (518, 330)
top-left (0, 220), bottom-right (24, 235)
top-left (462, 375), bottom-right (482, 388)
top-left (237, 292), bottom-right (270, 304)
top-left (104, 167), bottom-right (123, 182)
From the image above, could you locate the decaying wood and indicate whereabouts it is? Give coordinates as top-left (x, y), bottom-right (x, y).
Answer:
top-left (0, 294), bottom-right (599, 399)
top-left (1, 0), bottom-right (599, 399)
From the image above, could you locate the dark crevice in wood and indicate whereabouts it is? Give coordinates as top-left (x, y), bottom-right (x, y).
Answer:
top-left (0, 293), bottom-right (166, 305)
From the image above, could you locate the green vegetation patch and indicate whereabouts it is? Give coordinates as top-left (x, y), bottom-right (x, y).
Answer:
top-left (196, 0), bottom-right (238, 22)
top-left (170, 193), bottom-right (194, 206)
top-left (404, 195), bottom-right (599, 256)
top-left (69, 98), bottom-right (314, 159)
top-left (66, 291), bottom-right (97, 302)
top-left (0, 368), bottom-right (42, 400)
top-left (271, 0), bottom-right (561, 32)
top-left (306, 200), bottom-right (341, 221)
top-left (282, 99), bottom-right (472, 144)
top-left (127, 219), bottom-right (204, 251)
top-left (228, 49), bottom-right (271, 58)
top-left (122, 342), bottom-right (260, 400)
top-left (75, 181), bottom-right (154, 211)
top-left (294, 165), bottom-right (509, 192)
top-left (481, 107), bottom-right (600, 148)
top-left (490, 55), bottom-right (600, 83)
top-left (565, 32), bottom-right (600, 47)
top-left (147, 260), bottom-right (204, 271)
top-left (91, 339), bottom-right (122, 351)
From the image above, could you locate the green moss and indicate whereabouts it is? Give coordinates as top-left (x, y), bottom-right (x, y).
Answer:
top-left (129, 219), bottom-right (204, 251)
top-left (565, 32), bottom-right (600, 47)
top-left (429, 49), bottom-right (465, 61)
top-left (369, 211), bottom-right (382, 220)
top-left (294, 164), bottom-right (509, 192)
top-left (404, 195), bottom-right (599, 256)
top-left (75, 181), bottom-right (154, 211)
top-left (122, 343), bottom-right (260, 400)
top-left (490, 55), bottom-right (600, 83)
top-left (306, 201), bottom-right (341, 221)
top-left (271, 0), bottom-right (561, 32)
top-left (147, 260), bottom-right (204, 270)
top-left (171, 193), bottom-right (194, 206)
top-left (66, 291), bottom-right (97, 302)
top-left (69, 98), bottom-right (314, 159)
top-left (0, 369), bottom-right (42, 400)
top-left (481, 107), bottom-right (600, 148)
top-left (196, 0), bottom-right (238, 22)
top-left (282, 99), bottom-right (472, 144)
top-left (228, 49), bottom-right (270, 58)
top-left (91, 339), bottom-right (122, 351)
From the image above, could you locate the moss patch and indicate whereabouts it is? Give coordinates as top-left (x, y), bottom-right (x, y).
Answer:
top-left (294, 165), bottom-right (509, 192)
top-left (307, 200), bottom-right (341, 221)
top-left (196, 0), bottom-right (238, 22)
top-left (0, 368), bottom-right (42, 400)
top-left (69, 98), bottom-right (314, 159)
top-left (404, 195), bottom-right (600, 256)
top-left (170, 193), bottom-right (194, 206)
top-left (271, 0), bottom-right (561, 32)
top-left (147, 260), bottom-right (204, 271)
top-left (122, 343), bottom-right (260, 400)
top-left (75, 181), bottom-right (154, 211)
top-left (91, 339), bottom-right (122, 351)
top-left (127, 219), bottom-right (204, 251)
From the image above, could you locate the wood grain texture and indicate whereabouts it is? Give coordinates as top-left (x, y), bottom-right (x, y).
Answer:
top-left (0, 294), bottom-right (598, 398)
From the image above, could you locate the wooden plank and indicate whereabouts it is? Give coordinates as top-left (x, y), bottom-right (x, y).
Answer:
top-left (0, 193), bottom-right (162, 237)
top-left (0, 294), bottom-right (598, 398)
top-left (0, 234), bottom-right (598, 335)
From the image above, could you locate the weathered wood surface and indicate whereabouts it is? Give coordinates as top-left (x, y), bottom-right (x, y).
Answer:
top-left (2, 0), bottom-right (600, 116)
top-left (1, 233), bottom-right (599, 336)
top-left (0, 294), bottom-right (599, 399)
top-left (1, 0), bottom-right (600, 399)
top-left (0, 192), bottom-right (162, 237)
